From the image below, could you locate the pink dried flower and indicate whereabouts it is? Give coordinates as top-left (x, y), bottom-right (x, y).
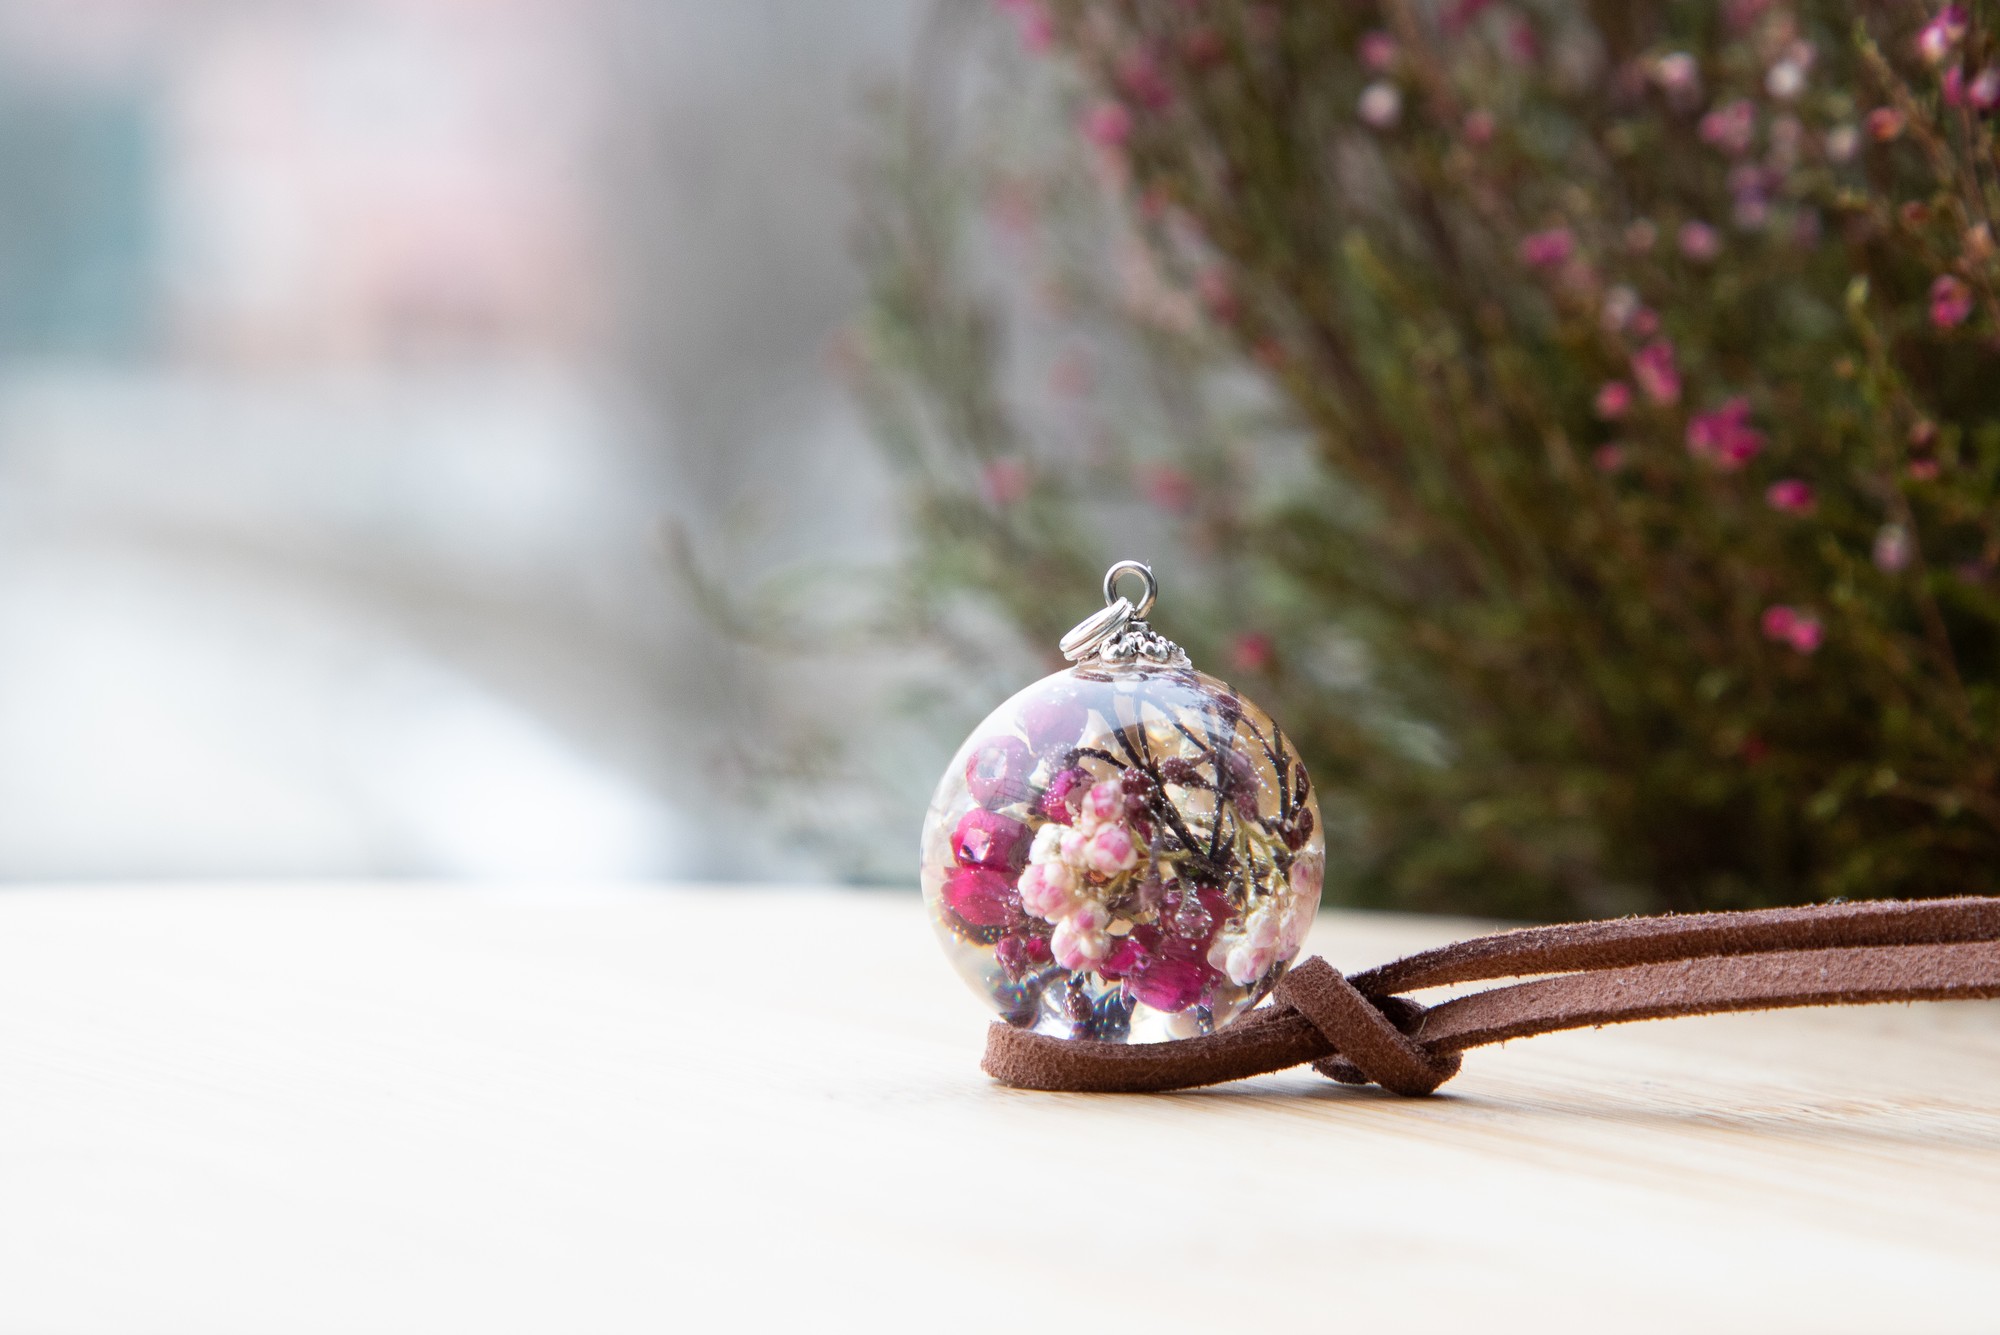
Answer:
top-left (1699, 99), bottom-right (1757, 155)
top-left (942, 867), bottom-right (1020, 928)
top-left (1358, 81), bottom-right (1402, 129)
top-left (965, 735), bottom-right (1034, 807)
top-left (1686, 397), bottom-right (1766, 471)
top-left (1944, 65), bottom-right (1966, 107)
top-left (1050, 904), bottom-right (1112, 970)
top-left (1021, 694), bottom-right (1086, 755)
top-left (1765, 479), bottom-right (1816, 513)
top-left (1873, 524), bottom-right (1914, 573)
top-left (1038, 766), bottom-right (1089, 824)
top-left (1085, 823), bottom-right (1141, 876)
top-left (1081, 101), bottom-right (1132, 148)
top-left (952, 809), bottom-right (1032, 872)
top-left (1653, 52), bottom-right (1700, 97)
top-left (1595, 381), bottom-right (1633, 419)
top-left (1081, 778), bottom-right (1124, 828)
top-left (1931, 275), bottom-right (1974, 329)
top-left (980, 457), bottom-right (1030, 507)
top-left (1679, 221), bottom-right (1721, 261)
top-left (1359, 30), bottom-right (1399, 71)
top-left (1631, 341), bottom-right (1682, 405)
top-left (1519, 227), bottom-right (1575, 268)
top-left (1917, 6), bottom-right (1969, 64)
top-left (1463, 109), bottom-right (1496, 144)
top-left (1017, 860), bottom-right (1079, 921)
top-left (1760, 605), bottom-right (1823, 653)
top-left (1866, 106), bottom-right (1905, 141)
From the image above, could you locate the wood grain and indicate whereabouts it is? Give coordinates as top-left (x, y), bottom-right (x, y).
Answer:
top-left (1, 885), bottom-right (1996, 1333)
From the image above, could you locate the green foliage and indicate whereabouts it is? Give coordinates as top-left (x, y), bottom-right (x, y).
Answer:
top-left (848, 0), bottom-right (2000, 917)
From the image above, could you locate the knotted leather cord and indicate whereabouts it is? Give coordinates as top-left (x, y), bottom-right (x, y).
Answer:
top-left (981, 896), bottom-right (2000, 1094)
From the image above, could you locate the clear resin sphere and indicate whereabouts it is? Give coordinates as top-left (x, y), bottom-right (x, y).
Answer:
top-left (921, 659), bottom-right (1323, 1043)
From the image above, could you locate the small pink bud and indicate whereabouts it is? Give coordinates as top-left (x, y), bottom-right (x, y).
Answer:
top-left (1866, 106), bottom-right (1905, 141)
top-left (1679, 220), bottom-right (1721, 261)
top-left (1631, 340), bottom-right (1681, 405)
top-left (1359, 30), bottom-right (1399, 71)
top-left (1518, 227), bottom-right (1575, 268)
top-left (1081, 100), bottom-right (1132, 148)
top-left (1930, 274), bottom-right (1974, 329)
top-left (1595, 381), bottom-right (1633, 419)
top-left (1765, 479), bottom-right (1816, 514)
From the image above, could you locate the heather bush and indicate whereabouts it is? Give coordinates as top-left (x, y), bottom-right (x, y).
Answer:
top-left (847, 0), bottom-right (2000, 917)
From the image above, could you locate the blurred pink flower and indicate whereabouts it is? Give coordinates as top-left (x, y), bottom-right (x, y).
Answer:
top-left (1908, 459), bottom-right (1942, 481)
top-left (1930, 275), bottom-right (1974, 328)
top-left (1519, 227), bottom-right (1575, 268)
top-left (1631, 341), bottom-right (1681, 405)
top-left (1917, 6), bottom-right (1969, 64)
top-left (1229, 632), bottom-right (1273, 672)
top-left (981, 458), bottom-right (1030, 507)
top-left (1972, 67), bottom-right (2000, 111)
top-left (1628, 307), bottom-right (1661, 338)
top-left (994, 0), bottom-right (1054, 53)
top-left (1118, 50), bottom-right (1175, 111)
top-left (1873, 524), bottom-right (1913, 572)
top-left (1679, 221), bottom-right (1722, 261)
top-left (1866, 106), bottom-right (1905, 141)
top-left (1761, 605), bottom-right (1823, 653)
top-left (1462, 109), bottom-right (1497, 144)
top-left (1140, 463), bottom-right (1197, 513)
top-left (1593, 444), bottom-right (1627, 472)
top-left (1765, 479), bottom-right (1815, 513)
top-left (1360, 30), bottom-right (1399, 71)
top-left (1595, 381), bottom-right (1633, 419)
top-left (1081, 101), bottom-right (1133, 148)
top-left (1699, 99), bottom-right (1757, 155)
top-left (1686, 397), bottom-right (1765, 471)
top-left (1944, 65), bottom-right (1966, 106)
top-left (1358, 81), bottom-right (1402, 129)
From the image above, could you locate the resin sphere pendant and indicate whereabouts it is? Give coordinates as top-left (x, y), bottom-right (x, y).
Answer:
top-left (921, 561), bottom-right (1323, 1043)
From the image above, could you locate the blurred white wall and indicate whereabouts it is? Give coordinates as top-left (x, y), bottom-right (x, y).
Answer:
top-left (0, 0), bottom-right (920, 881)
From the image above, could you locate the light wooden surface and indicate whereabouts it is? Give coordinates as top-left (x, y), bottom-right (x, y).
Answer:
top-left (2, 884), bottom-right (1998, 1333)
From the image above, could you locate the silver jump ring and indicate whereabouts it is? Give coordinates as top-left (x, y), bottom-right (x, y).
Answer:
top-left (1101, 560), bottom-right (1157, 620)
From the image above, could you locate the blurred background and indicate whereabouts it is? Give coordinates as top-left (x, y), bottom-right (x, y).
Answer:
top-left (0, 0), bottom-right (923, 883)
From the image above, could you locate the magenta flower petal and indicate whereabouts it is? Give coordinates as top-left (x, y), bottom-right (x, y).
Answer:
top-left (942, 867), bottom-right (1020, 928)
top-left (951, 809), bottom-right (1032, 872)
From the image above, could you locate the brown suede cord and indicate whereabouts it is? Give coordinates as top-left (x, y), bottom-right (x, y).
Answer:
top-left (981, 896), bottom-right (2000, 1095)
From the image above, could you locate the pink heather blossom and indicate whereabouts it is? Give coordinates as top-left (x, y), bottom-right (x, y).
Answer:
top-left (1595, 381), bottom-right (1633, 419)
top-left (1360, 30), bottom-right (1399, 71)
top-left (1972, 67), bottom-right (2000, 111)
top-left (1761, 605), bottom-right (1824, 654)
top-left (979, 457), bottom-right (1029, 507)
top-left (1081, 779), bottom-right (1124, 828)
top-left (1358, 81), bottom-right (1402, 129)
top-left (1463, 109), bottom-right (1497, 144)
top-left (1085, 824), bottom-right (1140, 876)
top-left (1628, 307), bottom-right (1662, 338)
top-left (1917, 6), bottom-right (1969, 64)
top-left (1050, 908), bottom-right (1112, 971)
top-left (1765, 479), bottom-right (1816, 513)
top-left (1654, 52), bottom-right (1700, 99)
top-left (1699, 99), bottom-right (1757, 155)
top-left (965, 735), bottom-right (1033, 807)
top-left (1021, 694), bottom-right (1086, 755)
top-left (1874, 524), bottom-right (1914, 573)
top-left (1229, 631), bottom-right (1273, 672)
top-left (1631, 341), bottom-right (1682, 405)
top-left (1686, 397), bottom-right (1766, 471)
top-left (1931, 275), bottom-right (1974, 329)
top-left (1057, 827), bottom-right (1089, 865)
top-left (1518, 227), bottom-right (1575, 268)
top-left (1679, 220), bottom-right (1722, 261)
top-left (1017, 861), bottom-right (1080, 921)
top-left (1081, 101), bottom-right (1132, 148)
top-left (1866, 107), bottom-right (1905, 141)
top-left (1944, 65), bottom-right (1966, 107)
